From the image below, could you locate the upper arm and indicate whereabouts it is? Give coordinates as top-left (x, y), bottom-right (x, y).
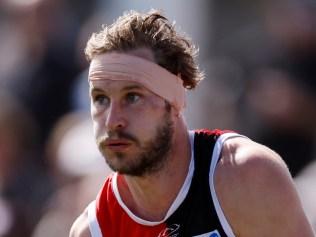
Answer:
top-left (215, 138), bottom-right (315, 237)
top-left (69, 209), bottom-right (91, 237)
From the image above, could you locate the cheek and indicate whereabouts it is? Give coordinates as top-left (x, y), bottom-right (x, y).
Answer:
top-left (128, 112), bottom-right (162, 139)
top-left (92, 115), bottom-right (106, 140)
top-left (91, 102), bottom-right (107, 138)
top-left (92, 120), bottom-right (100, 140)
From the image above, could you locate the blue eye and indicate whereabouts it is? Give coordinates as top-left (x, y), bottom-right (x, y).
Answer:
top-left (94, 95), bottom-right (109, 106)
top-left (126, 93), bottom-right (141, 104)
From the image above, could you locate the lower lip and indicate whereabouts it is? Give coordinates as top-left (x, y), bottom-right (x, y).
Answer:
top-left (107, 144), bottom-right (131, 152)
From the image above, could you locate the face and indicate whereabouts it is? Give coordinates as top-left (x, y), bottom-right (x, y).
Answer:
top-left (90, 79), bottom-right (175, 177)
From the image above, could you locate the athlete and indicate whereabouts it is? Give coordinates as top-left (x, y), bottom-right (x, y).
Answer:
top-left (70, 10), bottom-right (315, 237)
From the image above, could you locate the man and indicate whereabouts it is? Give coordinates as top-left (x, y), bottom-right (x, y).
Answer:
top-left (70, 10), bottom-right (315, 237)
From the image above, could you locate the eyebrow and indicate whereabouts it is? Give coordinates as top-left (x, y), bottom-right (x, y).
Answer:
top-left (89, 87), bottom-right (104, 94)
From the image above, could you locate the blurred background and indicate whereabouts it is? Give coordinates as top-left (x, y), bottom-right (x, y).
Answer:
top-left (0, 0), bottom-right (315, 235)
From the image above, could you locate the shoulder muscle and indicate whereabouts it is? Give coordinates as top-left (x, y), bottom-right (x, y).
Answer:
top-left (215, 137), bottom-right (315, 237)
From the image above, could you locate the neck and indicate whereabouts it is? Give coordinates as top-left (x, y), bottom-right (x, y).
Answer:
top-left (118, 119), bottom-right (192, 221)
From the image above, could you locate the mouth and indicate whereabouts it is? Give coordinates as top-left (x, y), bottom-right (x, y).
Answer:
top-left (104, 139), bottom-right (132, 152)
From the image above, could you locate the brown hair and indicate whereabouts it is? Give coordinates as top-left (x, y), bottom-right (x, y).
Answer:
top-left (85, 9), bottom-right (204, 89)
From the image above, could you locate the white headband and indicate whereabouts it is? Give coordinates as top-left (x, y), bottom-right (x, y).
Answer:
top-left (88, 53), bottom-right (186, 112)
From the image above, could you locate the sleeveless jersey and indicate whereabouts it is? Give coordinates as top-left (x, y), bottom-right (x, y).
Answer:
top-left (88, 129), bottom-right (242, 237)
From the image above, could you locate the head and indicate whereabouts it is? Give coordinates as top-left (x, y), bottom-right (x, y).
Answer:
top-left (85, 9), bottom-right (203, 89)
top-left (85, 10), bottom-right (202, 176)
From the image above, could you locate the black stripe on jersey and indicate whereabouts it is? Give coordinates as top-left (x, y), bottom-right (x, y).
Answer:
top-left (165, 130), bottom-right (228, 237)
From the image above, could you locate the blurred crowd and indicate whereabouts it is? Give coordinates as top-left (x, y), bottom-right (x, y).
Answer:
top-left (0, 0), bottom-right (315, 236)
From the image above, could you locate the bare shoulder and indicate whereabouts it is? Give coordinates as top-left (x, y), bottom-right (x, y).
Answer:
top-left (218, 136), bottom-right (290, 184)
top-left (215, 136), bottom-right (315, 237)
top-left (69, 208), bottom-right (91, 237)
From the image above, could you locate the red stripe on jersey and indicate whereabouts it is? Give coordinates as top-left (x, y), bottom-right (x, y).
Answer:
top-left (95, 174), bottom-right (168, 236)
top-left (195, 128), bottom-right (234, 137)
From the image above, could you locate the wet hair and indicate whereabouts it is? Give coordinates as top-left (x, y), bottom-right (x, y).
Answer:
top-left (85, 9), bottom-right (204, 89)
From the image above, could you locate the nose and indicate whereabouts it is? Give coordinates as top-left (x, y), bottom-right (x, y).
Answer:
top-left (105, 101), bottom-right (127, 132)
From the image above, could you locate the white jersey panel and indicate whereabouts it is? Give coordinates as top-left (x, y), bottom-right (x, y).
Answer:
top-left (87, 200), bottom-right (103, 237)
